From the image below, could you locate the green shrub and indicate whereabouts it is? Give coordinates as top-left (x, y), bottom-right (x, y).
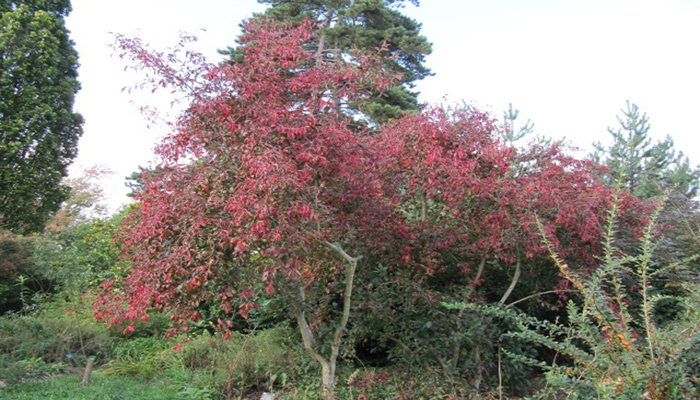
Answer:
top-left (0, 356), bottom-right (67, 384)
top-left (0, 297), bottom-right (115, 384)
top-left (40, 304), bottom-right (115, 362)
top-left (348, 264), bottom-right (539, 399)
top-left (337, 367), bottom-right (458, 400)
top-left (0, 230), bottom-right (47, 313)
top-left (0, 213), bottom-right (124, 315)
top-left (451, 194), bottom-right (700, 399)
top-left (99, 358), bottom-right (161, 380)
top-left (160, 325), bottom-right (315, 397)
top-left (94, 324), bottom-right (315, 398)
top-left (100, 337), bottom-right (171, 379)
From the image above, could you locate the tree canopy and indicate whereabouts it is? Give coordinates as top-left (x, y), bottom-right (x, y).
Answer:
top-left (95, 20), bottom-right (400, 399)
top-left (0, 0), bottom-right (83, 233)
top-left (225, 0), bottom-right (432, 124)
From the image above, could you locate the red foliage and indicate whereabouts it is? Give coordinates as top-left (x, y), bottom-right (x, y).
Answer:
top-left (94, 20), bottom-right (650, 331)
top-left (376, 107), bottom-right (649, 282)
top-left (94, 20), bottom-right (401, 328)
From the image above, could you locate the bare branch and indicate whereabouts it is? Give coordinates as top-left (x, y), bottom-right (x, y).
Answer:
top-left (323, 241), bottom-right (363, 264)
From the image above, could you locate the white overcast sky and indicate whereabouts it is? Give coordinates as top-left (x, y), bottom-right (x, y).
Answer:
top-left (64, 0), bottom-right (700, 212)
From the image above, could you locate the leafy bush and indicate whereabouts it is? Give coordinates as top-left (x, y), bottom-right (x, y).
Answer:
top-left (451, 194), bottom-right (700, 399)
top-left (95, 324), bottom-right (315, 398)
top-left (338, 367), bottom-right (458, 400)
top-left (0, 356), bottom-right (67, 385)
top-left (349, 263), bottom-right (539, 398)
top-left (0, 211), bottom-right (125, 315)
top-left (100, 337), bottom-right (171, 379)
top-left (0, 298), bottom-right (115, 384)
top-left (0, 230), bottom-right (46, 313)
top-left (0, 230), bottom-right (28, 278)
top-left (23, 214), bottom-right (124, 297)
top-left (175, 325), bottom-right (315, 397)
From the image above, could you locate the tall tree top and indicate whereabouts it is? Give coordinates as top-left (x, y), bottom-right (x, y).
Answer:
top-left (0, 0), bottom-right (72, 15)
top-left (592, 101), bottom-right (700, 199)
top-left (0, 0), bottom-right (82, 233)
top-left (223, 0), bottom-right (432, 124)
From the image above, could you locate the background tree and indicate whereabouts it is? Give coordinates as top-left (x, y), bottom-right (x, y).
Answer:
top-left (45, 165), bottom-right (114, 232)
top-left (0, 165), bottom-right (120, 314)
top-left (591, 101), bottom-right (700, 200)
top-left (502, 103), bottom-right (534, 146)
top-left (0, 0), bottom-right (83, 234)
top-left (225, 0), bottom-right (432, 124)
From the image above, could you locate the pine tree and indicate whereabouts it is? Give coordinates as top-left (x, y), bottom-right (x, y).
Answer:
top-left (592, 101), bottom-right (699, 199)
top-left (0, 0), bottom-right (83, 233)
top-left (502, 103), bottom-right (535, 146)
top-left (592, 102), bottom-right (700, 287)
top-left (224, 0), bottom-right (432, 124)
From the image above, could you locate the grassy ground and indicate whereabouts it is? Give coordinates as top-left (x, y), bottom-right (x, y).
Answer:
top-left (0, 374), bottom-right (187, 400)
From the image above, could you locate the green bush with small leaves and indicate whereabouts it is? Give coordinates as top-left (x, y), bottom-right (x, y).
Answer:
top-left (0, 295), bottom-right (116, 385)
top-left (174, 325), bottom-right (315, 397)
top-left (450, 193), bottom-right (700, 399)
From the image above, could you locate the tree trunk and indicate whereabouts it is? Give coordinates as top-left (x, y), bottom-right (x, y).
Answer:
top-left (420, 191), bottom-right (428, 221)
top-left (324, 241), bottom-right (359, 400)
top-left (473, 343), bottom-right (482, 392)
top-left (295, 242), bottom-right (361, 400)
top-left (321, 360), bottom-right (336, 400)
top-left (80, 358), bottom-right (95, 385)
top-left (499, 258), bottom-right (521, 305)
top-left (296, 300), bottom-right (335, 399)
top-left (451, 258), bottom-right (486, 367)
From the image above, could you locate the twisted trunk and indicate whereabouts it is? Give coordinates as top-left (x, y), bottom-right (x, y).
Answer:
top-left (295, 241), bottom-right (361, 400)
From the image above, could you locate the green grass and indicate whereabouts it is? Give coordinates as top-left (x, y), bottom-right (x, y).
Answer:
top-left (1, 373), bottom-right (185, 400)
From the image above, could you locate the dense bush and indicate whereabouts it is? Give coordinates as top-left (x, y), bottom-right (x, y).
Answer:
top-left (0, 300), bottom-right (114, 384)
top-left (452, 196), bottom-right (700, 399)
top-left (347, 261), bottom-right (540, 398)
top-left (0, 210), bottom-right (124, 315)
top-left (0, 230), bottom-right (46, 313)
top-left (98, 324), bottom-right (317, 398)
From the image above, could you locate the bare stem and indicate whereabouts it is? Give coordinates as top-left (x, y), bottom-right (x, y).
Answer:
top-left (499, 259), bottom-right (522, 304)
